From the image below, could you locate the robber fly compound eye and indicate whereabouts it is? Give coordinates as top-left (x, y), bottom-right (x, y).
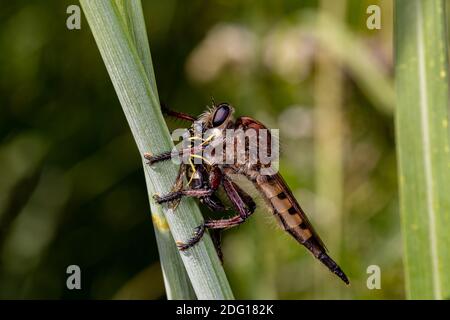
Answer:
top-left (212, 104), bottom-right (230, 127)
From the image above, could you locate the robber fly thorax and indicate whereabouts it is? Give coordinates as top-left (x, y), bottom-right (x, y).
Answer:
top-left (144, 102), bottom-right (349, 285)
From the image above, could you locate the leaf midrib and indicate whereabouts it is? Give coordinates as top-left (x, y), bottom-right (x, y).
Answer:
top-left (415, 0), bottom-right (442, 300)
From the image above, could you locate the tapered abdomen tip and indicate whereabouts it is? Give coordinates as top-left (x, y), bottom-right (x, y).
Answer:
top-left (335, 268), bottom-right (350, 285)
top-left (317, 251), bottom-right (350, 285)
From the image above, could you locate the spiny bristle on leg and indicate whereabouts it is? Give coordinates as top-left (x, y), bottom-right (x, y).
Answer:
top-left (144, 151), bottom-right (172, 165)
top-left (153, 191), bottom-right (182, 204)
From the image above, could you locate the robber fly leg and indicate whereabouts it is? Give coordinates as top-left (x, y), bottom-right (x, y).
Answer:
top-left (223, 178), bottom-right (255, 219)
top-left (144, 151), bottom-right (172, 165)
top-left (154, 189), bottom-right (214, 204)
top-left (144, 142), bottom-right (209, 166)
top-left (210, 229), bottom-right (224, 263)
top-left (204, 215), bottom-right (246, 229)
top-left (178, 179), bottom-right (253, 256)
top-left (177, 224), bottom-right (206, 251)
top-left (203, 178), bottom-right (256, 229)
top-left (230, 181), bottom-right (256, 216)
top-left (199, 165), bottom-right (226, 211)
top-left (175, 167), bottom-right (255, 252)
top-left (201, 195), bottom-right (226, 212)
top-left (161, 103), bottom-right (197, 122)
top-left (177, 172), bottom-right (256, 253)
top-left (178, 217), bottom-right (242, 252)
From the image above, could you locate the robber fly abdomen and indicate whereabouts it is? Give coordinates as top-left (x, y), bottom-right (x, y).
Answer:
top-left (144, 102), bottom-right (349, 285)
top-left (254, 174), bottom-right (348, 284)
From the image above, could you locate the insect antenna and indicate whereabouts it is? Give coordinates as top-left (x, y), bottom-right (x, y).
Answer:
top-left (161, 102), bottom-right (197, 122)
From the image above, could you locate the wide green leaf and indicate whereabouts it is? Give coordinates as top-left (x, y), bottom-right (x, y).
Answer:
top-left (395, 0), bottom-right (450, 299)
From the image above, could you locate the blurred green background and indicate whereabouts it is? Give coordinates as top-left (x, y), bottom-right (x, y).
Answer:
top-left (0, 0), bottom-right (401, 299)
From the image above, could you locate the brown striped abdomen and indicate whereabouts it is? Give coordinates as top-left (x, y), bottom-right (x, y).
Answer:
top-left (257, 175), bottom-right (314, 244)
top-left (255, 174), bottom-right (350, 284)
top-left (233, 115), bottom-right (349, 284)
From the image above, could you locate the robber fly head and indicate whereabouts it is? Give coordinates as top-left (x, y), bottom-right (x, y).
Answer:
top-left (198, 102), bottom-right (235, 131)
top-left (189, 103), bottom-right (236, 150)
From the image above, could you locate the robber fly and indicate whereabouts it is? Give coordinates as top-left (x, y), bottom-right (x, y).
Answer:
top-left (144, 102), bottom-right (349, 285)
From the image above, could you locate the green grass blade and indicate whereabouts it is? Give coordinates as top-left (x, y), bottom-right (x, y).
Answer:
top-left (395, 0), bottom-right (450, 299)
top-left (111, 0), bottom-right (195, 299)
top-left (114, 0), bottom-right (159, 100)
top-left (80, 0), bottom-right (233, 300)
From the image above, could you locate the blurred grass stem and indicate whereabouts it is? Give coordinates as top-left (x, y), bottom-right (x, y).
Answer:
top-left (313, 0), bottom-right (347, 298)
